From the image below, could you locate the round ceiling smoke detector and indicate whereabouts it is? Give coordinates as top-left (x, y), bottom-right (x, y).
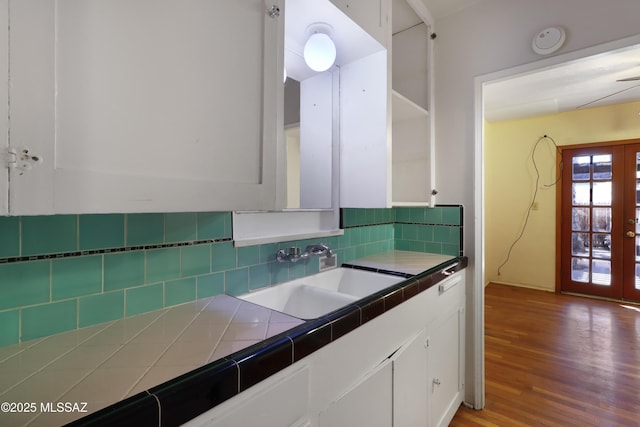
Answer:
top-left (532, 27), bottom-right (566, 55)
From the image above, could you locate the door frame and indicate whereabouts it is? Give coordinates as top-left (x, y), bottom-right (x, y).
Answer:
top-left (555, 138), bottom-right (640, 295)
top-left (476, 33), bottom-right (640, 411)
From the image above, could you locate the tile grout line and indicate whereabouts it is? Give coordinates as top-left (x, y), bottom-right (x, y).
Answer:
top-left (56, 309), bottom-right (173, 404)
top-left (0, 322), bottom-right (113, 397)
top-left (122, 297), bottom-right (222, 398)
top-left (204, 297), bottom-right (242, 364)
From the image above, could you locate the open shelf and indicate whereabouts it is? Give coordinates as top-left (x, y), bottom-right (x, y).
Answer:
top-left (392, 90), bottom-right (428, 122)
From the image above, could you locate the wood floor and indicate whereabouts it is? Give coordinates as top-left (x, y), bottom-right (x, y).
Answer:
top-left (449, 283), bottom-right (640, 427)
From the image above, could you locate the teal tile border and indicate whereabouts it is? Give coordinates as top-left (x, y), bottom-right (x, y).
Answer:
top-left (0, 206), bottom-right (463, 347)
top-left (22, 215), bottom-right (77, 256)
top-left (79, 214), bottom-right (125, 250)
top-left (0, 216), bottom-right (20, 258)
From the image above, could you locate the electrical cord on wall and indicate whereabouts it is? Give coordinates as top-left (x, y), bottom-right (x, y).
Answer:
top-left (497, 134), bottom-right (561, 276)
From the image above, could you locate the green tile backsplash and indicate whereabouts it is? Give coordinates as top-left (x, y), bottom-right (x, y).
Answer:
top-left (0, 216), bottom-right (19, 258)
top-left (390, 206), bottom-right (463, 257)
top-left (22, 215), bottom-right (78, 256)
top-left (79, 214), bottom-right (125, 250)
top-left (0, 207), bottom-right (462, 347)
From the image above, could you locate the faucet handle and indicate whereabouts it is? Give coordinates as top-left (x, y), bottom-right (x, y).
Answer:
top-left (276, 247), bottom-right (302, 262)
top-left (287, 247), bottom-right (301, 257)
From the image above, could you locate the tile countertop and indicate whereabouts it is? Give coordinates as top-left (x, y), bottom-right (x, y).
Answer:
top-left (0, 251), bottom-right (464, 427)
top-left (0, 295), bottom-right (304, 427)
top-left (343, 250), bottom-right (457, 276)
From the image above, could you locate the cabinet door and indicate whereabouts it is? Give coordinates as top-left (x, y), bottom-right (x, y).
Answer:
top-left (391, 329), bottom-right (428, 427)
top-left (319, 358), bottom-right (392, 427)
top-left (428, 306), bottom-right (465, 427)
top-left (8, 0), bottom-right (284, 215)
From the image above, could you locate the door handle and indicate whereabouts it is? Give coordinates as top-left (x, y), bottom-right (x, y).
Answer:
top-left (626, 231), bottom-right (635, 238)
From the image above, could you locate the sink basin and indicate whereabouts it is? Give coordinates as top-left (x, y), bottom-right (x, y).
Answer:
top-left (239, 268), bottom-right (404, 319)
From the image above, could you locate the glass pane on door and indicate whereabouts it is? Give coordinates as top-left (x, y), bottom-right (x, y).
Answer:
top-left (592, 208), bottom-right (611, 232)
top-left (572, 233), bottom-right (589, 256)
top-left (572, 207), bottom-right (590, 231)
top-left (566, 152), bottom-right (615, 290)
top-left (572, 183), bottom-right (590, 205)
top-left (592, 182), bottom-right (612, 205)
top-left (572, 156), bottom-right (590, 180)
top-left (592, 259), bottom-right (611, 285)
top-left (571, 258), bottom-right (589, 283)
top-left (592, 154), bottom-right (612, 180)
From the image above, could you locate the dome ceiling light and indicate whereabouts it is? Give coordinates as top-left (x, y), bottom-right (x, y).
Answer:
top-left (303, 23), bottom-right (336, 72)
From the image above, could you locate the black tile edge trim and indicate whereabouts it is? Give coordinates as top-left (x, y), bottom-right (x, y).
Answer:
top-left (289, 320), bottom-right (333, 362)
top-left (148, 358), bottom-right (238, 427)
top-left (341, 221), bottom-right (396, 229)
top-left (340, 264), bottom-right (413, 279)
top-left (63, 392), bottom-right (160, 427)
top-left (325, 305), bottom-right (362, 341)
top-left (0, 238), bottom-right (233, 265)
top-left (231, 335), bottom-right (294, 392)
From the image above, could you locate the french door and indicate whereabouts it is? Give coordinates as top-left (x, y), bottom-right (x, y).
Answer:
top-left (561, 142), bottom-right (640, 302)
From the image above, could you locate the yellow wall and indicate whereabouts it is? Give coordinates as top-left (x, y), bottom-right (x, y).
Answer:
top-left (485, 100), bottom-right (640, 291)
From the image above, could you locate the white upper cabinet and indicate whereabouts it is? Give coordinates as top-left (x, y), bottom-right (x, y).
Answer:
top-left (391, 8), bottom-right (435, 207)
top-left (339, 0), bottom-right (436, 208)
top-left (7, 0), bottom-right (284, 215)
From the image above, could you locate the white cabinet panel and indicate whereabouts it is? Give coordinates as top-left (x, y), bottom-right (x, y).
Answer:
top-left (428, 272), bottom-right (465, 427)
top-left (0, 0), bottom-right (7, 215)
top-left (8, 0), bottom-right (283, 214)
top-left (339, 50), bottom-right (390, 208)
top-left (392, 329), bottom-right (429, 427)
top-left (319, 358), bottom-right (393, 427)
top-left (338, 0), bottom-right (436, 208)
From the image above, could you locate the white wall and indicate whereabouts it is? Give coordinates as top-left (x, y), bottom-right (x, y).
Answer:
top-left (434, 0), bottom-right (640, 258)
top-left (431, 0), bottom-right (640, 406)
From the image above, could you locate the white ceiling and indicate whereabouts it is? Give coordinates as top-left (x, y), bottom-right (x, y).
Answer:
top-left (396, 0), bottom-right (640, 122)
top-left (484, 43), bottom-right (640, 122)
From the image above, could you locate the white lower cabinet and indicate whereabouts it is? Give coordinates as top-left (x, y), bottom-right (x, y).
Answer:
top-left (317, 328), bottom-right (429, 427)
top-left (318, 358), bottom-right (393, 427)
top-left (392, 329), bottom-right (429, 427)
top-left (428, 295), bottom-right (465, 427)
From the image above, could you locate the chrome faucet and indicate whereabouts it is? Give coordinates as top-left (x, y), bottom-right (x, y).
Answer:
top-left (276, 243), bottom-right (333, 262)
top-left (304, 243), bottom-right (333, 258)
